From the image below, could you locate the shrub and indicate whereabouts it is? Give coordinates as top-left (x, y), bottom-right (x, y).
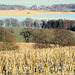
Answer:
top-left (0, 27), bottom-right (18, 51)
top-left (21, 28), bottom-right (75, 48)
top-left (8, 28), bottom-right (14, 33)
top-left (53, 29), bottom-right (75, 46)
top-left (20, 28), bottom-right (33, 42)
top-left (31, 28), bottom-right (54, 48)
top-left (70, 26), bottom-right (75, 31)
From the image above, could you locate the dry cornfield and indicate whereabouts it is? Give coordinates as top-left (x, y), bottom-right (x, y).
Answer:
top-left (0, 43), bottom-right (75, 75)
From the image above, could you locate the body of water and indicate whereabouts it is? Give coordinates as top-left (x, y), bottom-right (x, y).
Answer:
top-left (0, 14), bottom-right (75, 21)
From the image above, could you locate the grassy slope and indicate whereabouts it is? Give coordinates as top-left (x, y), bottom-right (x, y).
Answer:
top-left (8, 27), bottom-right (25, 42)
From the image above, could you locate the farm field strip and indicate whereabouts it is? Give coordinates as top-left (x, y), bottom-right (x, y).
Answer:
top-left (0, 10), bottom-right (75, 15)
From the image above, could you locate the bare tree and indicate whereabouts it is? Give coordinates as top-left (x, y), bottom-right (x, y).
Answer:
top-left (10, 18), bottom-right (19, 27)
top-left (25, 18), bottom-right (34, 27)
top-left (5, 18), bottom-right (11, 27)
top-left (0, 20), bottom-right (4, 27)
top-left (34, 19), bottom-right (40, 28)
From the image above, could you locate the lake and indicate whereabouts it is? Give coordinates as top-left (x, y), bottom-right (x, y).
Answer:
top-left (0, 14), bottom-right (75, 21)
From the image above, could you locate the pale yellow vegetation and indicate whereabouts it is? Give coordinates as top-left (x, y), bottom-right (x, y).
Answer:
top-left (0, 10), bottom-right (75, 15)
top-left (0, 43), bottom-right (75, 75)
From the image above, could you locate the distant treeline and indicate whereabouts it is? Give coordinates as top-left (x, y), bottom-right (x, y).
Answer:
top-left (44, 19), bottom-right (75, 31)
top-left (0, 18), bottom-right (75, 31)
top-left (0, 4), bottom-right (75, 12)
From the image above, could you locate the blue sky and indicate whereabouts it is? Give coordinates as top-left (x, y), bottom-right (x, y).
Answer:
top-left (0, 0), bottom-right (75, 6)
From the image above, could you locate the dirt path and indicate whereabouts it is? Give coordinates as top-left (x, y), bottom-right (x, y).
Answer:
top-left (17, 43), bottom-right (35, 50)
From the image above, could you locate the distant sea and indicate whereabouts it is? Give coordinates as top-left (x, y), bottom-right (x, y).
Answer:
top-left (0, 14), bottom-right (75, 21)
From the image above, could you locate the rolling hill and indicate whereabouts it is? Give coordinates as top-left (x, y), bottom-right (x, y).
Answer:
top-left (8, 27), bottom-right (75, 43)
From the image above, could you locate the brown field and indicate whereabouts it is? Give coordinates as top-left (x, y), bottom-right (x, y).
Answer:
top-left (0, 43), bottom-right (75, 75)
top-left (0, 10), bottom-right (75, 15)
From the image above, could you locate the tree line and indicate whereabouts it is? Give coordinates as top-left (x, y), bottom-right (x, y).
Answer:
top-left (44, 19), bottom-right (75, 31)
top-left (0, 18), bottom-right (75, 31)
top-left (0, 4), bottom-right (75, 12)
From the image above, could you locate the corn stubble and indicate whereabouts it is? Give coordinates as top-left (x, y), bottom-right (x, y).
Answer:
top-left (0, 45), bottom-right (75, 75)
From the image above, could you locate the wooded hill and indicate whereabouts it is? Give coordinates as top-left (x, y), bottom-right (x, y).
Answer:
top-left (0, 4), bottom-right (75, 12)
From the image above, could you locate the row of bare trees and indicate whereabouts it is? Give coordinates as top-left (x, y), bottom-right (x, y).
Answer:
top-left (0, 18), bottom-right (19, 27)
top-left (21, 18), bottom-right (40, 27)
top-left (0, 18), bottom-right (75, 31)
top-left (0, 18), bottom-right (41, 28)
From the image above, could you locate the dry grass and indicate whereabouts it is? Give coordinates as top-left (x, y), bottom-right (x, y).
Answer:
top-left (0, 10), bottom-right (75, 15)
top-left (0, 43), bottom-right (75, 75)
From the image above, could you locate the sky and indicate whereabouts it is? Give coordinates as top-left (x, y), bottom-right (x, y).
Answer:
top-left (0, 0), bottom-right (75, 6)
